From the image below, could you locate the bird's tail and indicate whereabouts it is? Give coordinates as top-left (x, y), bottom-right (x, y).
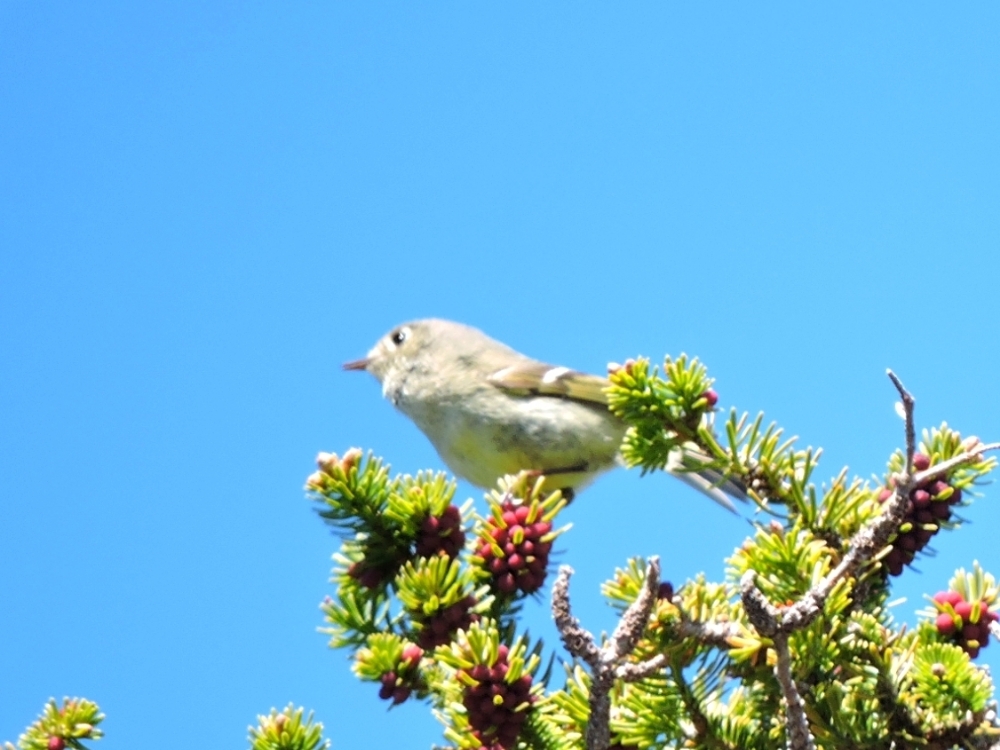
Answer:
top-left (666, 447), bottom-right (748, 513)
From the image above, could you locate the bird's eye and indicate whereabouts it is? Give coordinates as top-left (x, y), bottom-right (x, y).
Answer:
top-left (391, 328), bottom-right (408, 346)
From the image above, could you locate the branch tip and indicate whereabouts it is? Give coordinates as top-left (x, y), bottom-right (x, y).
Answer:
top-left (552, 557), bottom-right (667, 750)
top-left (740, 570), bottom-right (779, 636)
top-left (551, 565), bottom-right (600, 668)
top-left (887, 369), bottom-right (916, 470)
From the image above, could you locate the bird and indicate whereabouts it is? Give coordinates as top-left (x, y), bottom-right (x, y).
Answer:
top-left (344, 318), bottom-right (741, 511)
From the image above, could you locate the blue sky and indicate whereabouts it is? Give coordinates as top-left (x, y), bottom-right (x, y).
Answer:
top-left (2, 3), bottom-right (999, 748)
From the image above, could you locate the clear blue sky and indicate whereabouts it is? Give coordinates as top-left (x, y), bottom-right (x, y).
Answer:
top-left (2, 3), bottom-right (999, 748)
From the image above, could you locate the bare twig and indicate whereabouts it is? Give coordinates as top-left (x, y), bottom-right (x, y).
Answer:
top-left (740, 571), bottom-right (781, 637)
top-left (773, 634), bottom-right (816, 750)
top-left (552, 559), bottom-right (662, 750)
top-left (608, 556), bottom-right (660, 660)
top-left (887, 370), bottom-right (916, 471)
top-left (615, 654), bottom-right (667, 681)
top-left (552, 566), bottom-right (601, 670)
top-left (912, 442), bottom-right (1000, 486)
top-left (676, 615), bottom-right (742, 647)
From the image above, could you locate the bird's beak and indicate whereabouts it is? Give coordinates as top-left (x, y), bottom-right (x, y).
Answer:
top-left (342, 358), bottom-right (370, 372)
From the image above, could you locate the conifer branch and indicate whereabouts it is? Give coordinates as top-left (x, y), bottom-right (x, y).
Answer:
top-left (552, 559), bottom-right (662, 750)
top-left (911, 442), bottom-right (1000, 486)
top-left (676, 615), bottom-right (742, 648)
top-left (608, 555), bottom-right (660, 661)
top-left (668, 660), bottom-right (712, 743)
top-left (14, 356), bottom-right (1000, 750)
top-left (773, 634), bottom-right (816, 750)
top-left (552, 566), bottom-right (601, 670)
top-left (614, 653), bottom-right (667, 681)
top-left (740, 570), bottom-right (782, 637)
top-left (740, 378), bottom-right (1000, 639)
top-left (887, 369), bottom-right (916, 471)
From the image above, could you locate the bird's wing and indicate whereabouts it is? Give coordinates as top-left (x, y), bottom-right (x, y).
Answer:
top-left (489, 361), bottom-right (747, 512)
top-left (487, 362), bottom-right (610, 405)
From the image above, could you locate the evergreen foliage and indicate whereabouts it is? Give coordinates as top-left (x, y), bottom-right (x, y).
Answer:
top-left (248, 706), bottom-right (330, 750)
top-left (3, 698), bottom-right (103, 750)
top-left (7, 353), bottom-right (998, 750)
top-left (300, 355), bottom-right (998, 749)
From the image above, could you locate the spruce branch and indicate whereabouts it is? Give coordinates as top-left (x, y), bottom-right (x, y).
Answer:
top-left (729, 372), bottom-right (1000, 749)
top-left (886, 370), bottom-right (1000, 483)
top-left (772, 634), bottom-right (816, 750)
top-left (740, 374), bottom-right (1000, 639)
top-left (552, 559), bottom-right (662, 750)
top-left (18, 355), bottom-right (1000, 750)
top-left (911, 442), bottom-right (1000, 487)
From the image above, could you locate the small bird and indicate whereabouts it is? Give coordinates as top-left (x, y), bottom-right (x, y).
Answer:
top-left (344, 319), bottom-right (741, 510)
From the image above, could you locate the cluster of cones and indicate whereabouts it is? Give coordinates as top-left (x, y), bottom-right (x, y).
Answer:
top-left (932, 590), bottom-right (998, 658)
top-left (879, 453), bottom-right (963, 576)
top-left (475, 500), bottom-right (554, 596)
top-left (377, 644), bottom-right (425, 704)
top-left (457, 645), bottom-right (534, 750)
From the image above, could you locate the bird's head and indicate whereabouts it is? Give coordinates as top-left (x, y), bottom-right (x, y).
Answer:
top-left (344, 319), bottom-right (469, 386)
top-left (344, 321), bottom-right (416, 382)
